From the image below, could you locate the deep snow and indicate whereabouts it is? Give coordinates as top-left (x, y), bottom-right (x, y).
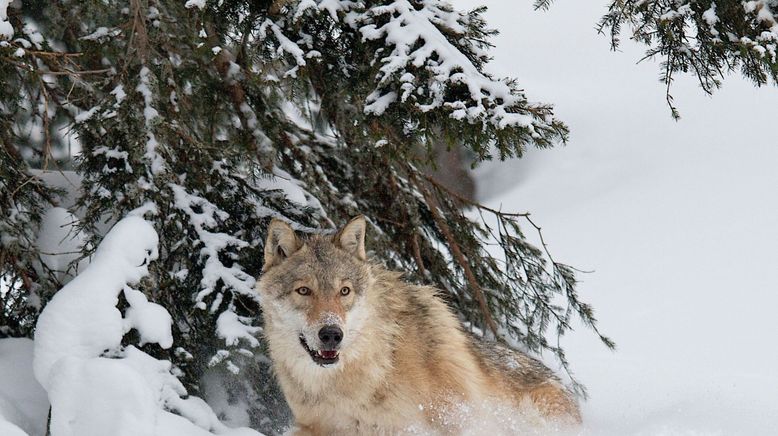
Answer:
top-left (24, 216), bottom-right (261, 436)
top-left (455, 0), bottom-right (778, 434)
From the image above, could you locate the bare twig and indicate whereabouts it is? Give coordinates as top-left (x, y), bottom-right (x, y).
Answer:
top-left (129, 0), bottom-right (150, 62)
top-left (39, 79), bottom-right (53, 170)
top-left (41, 68), bottom-right (113, 76)
top-left (410, 232), bottom-right (427, 278)
top-left (423, 174), bottom-right (530, 218)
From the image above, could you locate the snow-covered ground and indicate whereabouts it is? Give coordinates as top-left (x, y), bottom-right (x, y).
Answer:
top-left (456, 0), bottom-right (778, 434)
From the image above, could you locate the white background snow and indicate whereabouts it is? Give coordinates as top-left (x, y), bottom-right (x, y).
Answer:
top-left (454, 0), bottom-right (778, 434)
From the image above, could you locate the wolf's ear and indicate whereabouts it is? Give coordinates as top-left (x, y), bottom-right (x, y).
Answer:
top-left (334, 215), bottom-right (367, 261)
top-left (263, 219), bottom-right (301, 271)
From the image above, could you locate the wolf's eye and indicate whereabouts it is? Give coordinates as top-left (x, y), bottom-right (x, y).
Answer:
top-left (295, 287), bottom-right (311, 296)
top-left (340, 286), bottom-right (351, 296)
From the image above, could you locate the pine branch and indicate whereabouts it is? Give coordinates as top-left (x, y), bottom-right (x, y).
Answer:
top-left (415, 173), bottom-right (500, 337)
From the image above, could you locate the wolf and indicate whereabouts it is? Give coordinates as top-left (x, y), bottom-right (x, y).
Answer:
top-left (256, 216), bottom-right (581, 435)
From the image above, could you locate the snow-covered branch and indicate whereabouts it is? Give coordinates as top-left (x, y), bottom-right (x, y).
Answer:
top-left (356, 0), bottom-right (542, 132)
top-left (169, 183), bottom-right (255, 309)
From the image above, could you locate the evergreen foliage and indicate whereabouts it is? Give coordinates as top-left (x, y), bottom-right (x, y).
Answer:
top-left (599, 0), bottom-right (778, 118)
top-left (0, 145), bottom-right (54, 337)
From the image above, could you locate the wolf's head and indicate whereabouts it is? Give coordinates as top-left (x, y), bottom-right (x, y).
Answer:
top-left (257, 216), bottom-right (372, 369)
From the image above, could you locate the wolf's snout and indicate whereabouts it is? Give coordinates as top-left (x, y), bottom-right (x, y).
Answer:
top-left (318, 325), bottom-right (343, 349)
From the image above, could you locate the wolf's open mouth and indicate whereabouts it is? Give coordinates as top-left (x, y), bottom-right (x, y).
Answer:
top-left (299, 335), bottom-right (339, 366)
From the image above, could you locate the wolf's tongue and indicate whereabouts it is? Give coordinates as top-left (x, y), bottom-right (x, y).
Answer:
top-left (320, 350), bottom-right (338, 359)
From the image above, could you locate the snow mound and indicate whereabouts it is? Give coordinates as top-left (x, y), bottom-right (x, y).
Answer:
top-left (33, 216), bottom-right (159, 386)
top-left (32, 216), bottom-right (263, 436)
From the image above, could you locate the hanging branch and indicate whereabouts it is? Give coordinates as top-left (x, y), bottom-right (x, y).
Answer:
top-left (413, 173), bottom-right (500, 338)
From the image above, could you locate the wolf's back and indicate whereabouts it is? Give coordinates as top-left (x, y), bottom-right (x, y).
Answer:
top-left (372, 267), bottom-right (581, 423)
top-left (468, 336), bottom-right (582, 424)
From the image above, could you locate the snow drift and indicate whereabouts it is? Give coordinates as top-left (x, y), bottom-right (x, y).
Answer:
top-left (31, 215), bottom-right (261, 436)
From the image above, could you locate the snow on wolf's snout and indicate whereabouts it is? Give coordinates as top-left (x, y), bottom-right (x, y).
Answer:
top-left (257, 216), bottom-right (371, 370)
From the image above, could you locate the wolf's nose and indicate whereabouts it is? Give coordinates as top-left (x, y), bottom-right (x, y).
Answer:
top-left (318, 325), bottom-right (343, 348)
